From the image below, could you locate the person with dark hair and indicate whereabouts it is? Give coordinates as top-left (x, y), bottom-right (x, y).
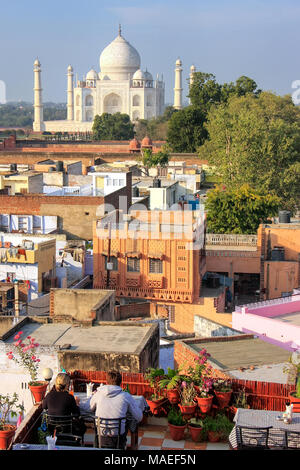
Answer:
top-left (89, 370), bottom-right (143, 449)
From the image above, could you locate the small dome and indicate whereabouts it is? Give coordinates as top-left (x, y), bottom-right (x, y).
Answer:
top-left (129, 137), bottom-right (141, 150)
top-left (141, 136), bottom-right (153, 147)
top-left (176, 58), bottom-right (182, 66)
top-left (86, 68), bottom-right (98, 80)
top-left (190, 64), bottom-right (196, 71)
top-left (68, 65), bottom-right (73, 72)
top-left (144, 70), bottom-right (153, 81)
top-left (133, 69), bottom-right (145, 80)
top-left (34, 58), bottom-right (40, 67)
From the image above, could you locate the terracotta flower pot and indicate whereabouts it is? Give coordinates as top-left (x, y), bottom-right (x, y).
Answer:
top-left (207, 430), bottom-right (220, 442)
top-left (29, 381), bottom-right (49, 404)
top-left (168, 423), bottom-right (186, 441)
top-left (196, 395), bottom-right (213, 414)
top-left (178, 403), bottom-right (197, 419)
top-left (167, 389), bottom-right (180, 404)
top-left (146, 397), bottom-right (165, 415)
top-left (188, 424), bottom-right (203, 442)
top-left (214, 390), bottom-right (232, 409)
top-left (0, 424), bottom-right (16, 450)
top-left (288, 393), bottom-right (300, 412)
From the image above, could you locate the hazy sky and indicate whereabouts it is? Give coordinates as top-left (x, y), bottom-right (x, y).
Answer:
top-left (0, 0), bottom-right (299, 104)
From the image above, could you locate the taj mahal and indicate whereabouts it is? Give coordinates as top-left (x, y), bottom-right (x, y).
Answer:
top-left (33, 26), bottom-right (196, 133)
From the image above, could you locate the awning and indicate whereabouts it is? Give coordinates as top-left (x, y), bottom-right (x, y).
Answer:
top-left (101, 251), bottom-right (120, 257)
top-left (125, 252), bottom-right (142, 258)
top-left (148, 253), bottom-right (165, 260)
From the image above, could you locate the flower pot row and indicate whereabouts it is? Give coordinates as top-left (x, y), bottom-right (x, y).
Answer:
top-left (168, 422), bottom-right (203, 442)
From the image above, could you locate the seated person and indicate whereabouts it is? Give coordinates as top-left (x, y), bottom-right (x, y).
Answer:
top-left (42, 373), bottom-right (86, 437)
top-left (90, 370), bottom-right (143, 449)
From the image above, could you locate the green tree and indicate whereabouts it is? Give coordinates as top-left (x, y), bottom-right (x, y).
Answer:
top-left (167, 106), bottom-right (207, 152)
top-left (205, 184), bottom-right (280, 234)
top-left (199, 92), bottom-right (300, 212)
top-left (92, 113), bottom-right (134, 140)
top-left (189, 72), bottom-right (222, 112)
top-left (139, 148), bottom-right (169, 175)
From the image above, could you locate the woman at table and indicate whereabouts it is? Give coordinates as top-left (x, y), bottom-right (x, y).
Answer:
top-left (42, 373), bottom-right (86, 437)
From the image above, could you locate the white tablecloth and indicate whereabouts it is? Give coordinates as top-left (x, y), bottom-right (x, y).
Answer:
top-left (229, 408), bottom-right (300, 449)
top-left (75, 392), bottom-right (148, 417)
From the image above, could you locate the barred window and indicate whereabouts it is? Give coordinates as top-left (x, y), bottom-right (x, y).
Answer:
top-left (149, 258), bottom-right (163, 274)
top-left (104, 255), bottom-right (118, 271)
top-left (127, 257), bottom-right (140, 273)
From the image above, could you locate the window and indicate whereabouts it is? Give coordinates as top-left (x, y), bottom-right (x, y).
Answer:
top-left (127, 257), bottom-right (140, 273)
top-left (18, 217), bottom-right (28, 231)
top-left (149, 258), bottom-right (163, 274)
top-left (104, 256), bottom-right (118, 271)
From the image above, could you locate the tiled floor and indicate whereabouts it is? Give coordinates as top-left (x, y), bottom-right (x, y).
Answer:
top-left (83, 417), bottom-right (230, 450)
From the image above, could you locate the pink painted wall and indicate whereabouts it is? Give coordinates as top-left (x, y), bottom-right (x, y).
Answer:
top-left (247, 298), bottom-right (300, 318)
top-left (232, 310), bottom-right (300, 352)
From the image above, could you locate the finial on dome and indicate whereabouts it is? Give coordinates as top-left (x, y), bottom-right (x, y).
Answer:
top-left (118, 24), bottom-right (122, 36)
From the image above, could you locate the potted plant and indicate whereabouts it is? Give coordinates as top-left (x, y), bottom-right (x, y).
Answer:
top-left (145, 368), bottom-right (166, 415)
top-left (0, 393), bottom-right (24, 450)
top-left (202, 414), bottom-right (221, 442)
top-left (7, 331), bottom-right (48, 404)
top-left (284, 353), bottom-right (300, 411)
top-left (167, 407), bottom-right (186, 441)
top-left (188, 349), bottom-right (214, 413)
top-left (178, 381), bottom-right (197, 418)
top-left (230, 387), bottom-right (250, 416)
top-left (216, 413), bottom-right (235, 442)
top-left (158, 367), bottom-right (183, 404)
top-left (196, 377), bottom-right (214, 414)
top-left (213, 379), bottom-right (233, 409)
top-left (188, 417), bottom-right (203, 442)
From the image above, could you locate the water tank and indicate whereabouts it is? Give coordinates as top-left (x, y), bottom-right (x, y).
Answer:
top-left (153, 178), bottom-right (161, 188)
top-left (10, 163), bottom-right (17, 172)
top-left (56, 161), bottom-right (64, 172)
top-left (278, 210), bottom-right (291, 223)
top-left (133, 186), bottom-right (139, 197)
top-left (271, 246), bottom-right (285, 261)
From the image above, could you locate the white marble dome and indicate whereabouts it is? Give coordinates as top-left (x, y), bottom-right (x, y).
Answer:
top-left (144, 70), bottom-right (153, 81)
top-left (100, 33), bottom-right (141, 80)
top-left (133, 69), bottom-right (145, 80)
top-left (86, 68), bottom-right (98, 80)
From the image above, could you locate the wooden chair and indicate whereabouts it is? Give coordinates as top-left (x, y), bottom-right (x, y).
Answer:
top-left (94, 417), bottom-right (127, 449)
top-left (236, 425), bottom-right (272, 450)
top-left (285, 430), bottom-right (300, 449)
top-left (45, 413), bottom-right (83, 447)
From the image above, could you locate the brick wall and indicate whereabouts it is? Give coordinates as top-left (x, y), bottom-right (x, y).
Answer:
top-left (0, 180), bottom-right (131, 240)
top-left (114, 302), bottom-right (151, 320)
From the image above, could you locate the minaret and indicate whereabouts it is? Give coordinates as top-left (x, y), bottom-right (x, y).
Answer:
top-left (33, 58), bottom-right (45, 131)
top-left (67, 65), bottom-right (74, 121)
top-left (174, 58), bottom-right (183, 110)
top-left (189, 65), bottom-right (196, 104)
top-left (190, 65), bottom-right (196, 86)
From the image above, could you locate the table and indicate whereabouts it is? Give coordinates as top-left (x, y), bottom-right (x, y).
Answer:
top-left (12, 444), bottom-right (108, 451)
top-left (229, 408), bottom-right (300, 449)
top-left (75, 392), bottom-right (148, 449)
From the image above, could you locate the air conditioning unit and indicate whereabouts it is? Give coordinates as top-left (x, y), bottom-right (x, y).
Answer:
top-left (106, 262), bottom-right (114, 271)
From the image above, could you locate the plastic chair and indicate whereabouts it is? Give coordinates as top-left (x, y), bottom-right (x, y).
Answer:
top-left (94, 417), bottom-right (127, 449)
top-left (236, 425), bottom-right (272, 450)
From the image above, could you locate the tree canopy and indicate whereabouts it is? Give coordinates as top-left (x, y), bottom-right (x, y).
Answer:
top-left (138, 148), bottom-right (169, 175)
top-left (92, 113), bottom-right (134, 140)
top-left (198, 92), bottom-right (300, 212)
top-left (166, 106), bottom-right (208, 152)
top-left (205, 184), bottom-right (280, 234)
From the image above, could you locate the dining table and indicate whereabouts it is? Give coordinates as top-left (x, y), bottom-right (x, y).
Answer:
top-left (75, 390), bottom-right (149, 449)
top-left (229, 408), bottom-right (300, 449)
